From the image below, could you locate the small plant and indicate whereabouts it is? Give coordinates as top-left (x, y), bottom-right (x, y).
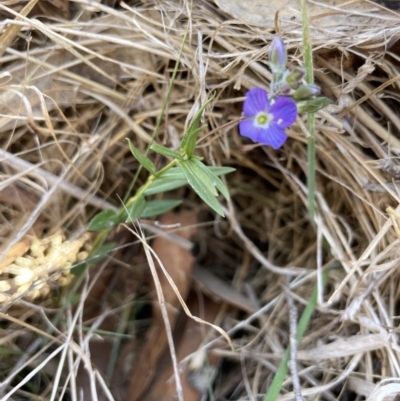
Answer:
top-left (88, 95), bottom-right (234, 232)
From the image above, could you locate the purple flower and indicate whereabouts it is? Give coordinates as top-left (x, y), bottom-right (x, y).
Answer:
top-left (239, 88), bottom-right (297, 149)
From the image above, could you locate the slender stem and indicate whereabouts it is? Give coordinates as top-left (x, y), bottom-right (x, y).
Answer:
top-left (307, 116), bottom-right (316, 221)
top-left (300, 0), bottom-right (316, 222)
top-left (91, 24), bottom-right (191, 251)
top-left (123, 25), bottom-right (190, 204)
top-left (123, 159), bottom-right (178, 210)
top-left (263, 270), bottom-right (328, 401)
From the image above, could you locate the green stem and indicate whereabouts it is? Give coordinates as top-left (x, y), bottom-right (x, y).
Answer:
top-left (307, 115), bottom-right (316, 222)
top-left (123, 159), bottom-right (178, 210)
top-left (300, 0), bottom-right (316, 222)
top-left (123, 24), bottom-right (190, 204)
top-left (264, 270), bottom-right (328, 401)
top-left (90, 15), bottom-right (191, 255)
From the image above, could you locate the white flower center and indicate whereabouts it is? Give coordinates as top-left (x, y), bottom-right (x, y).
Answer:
top-left (255, 112), bottom-right (273, 128)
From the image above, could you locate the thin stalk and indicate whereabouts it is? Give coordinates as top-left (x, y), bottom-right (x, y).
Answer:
top-left (300, 0), bottom-right (316, 222)
top-left (90, 16), bottom-right (191, 255)
top-left (123, 23), bottom-right (190, 204)
top-left (264, 270), bottom-right (328, 401)
top-left (90, 159), bottom-right (178, 254)
top-left (124, 159), bottom-right (178, 209)
top-left (106, 295), bottom-right (134, 384)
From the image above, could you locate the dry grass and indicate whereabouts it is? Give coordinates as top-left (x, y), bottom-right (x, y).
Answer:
top-left (1, 0), bottom-right (400, 400)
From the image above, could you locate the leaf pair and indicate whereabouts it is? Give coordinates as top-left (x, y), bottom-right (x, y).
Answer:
top-left (179, 157), bottom-right (230, 217)
top-left (145, 165), bottom-right (235, 196)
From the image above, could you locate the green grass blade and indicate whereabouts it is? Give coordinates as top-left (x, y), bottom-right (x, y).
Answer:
top-left (299, 0), bottom-right (316, 222)
top-left (264, 269), bottom-right (328, 401)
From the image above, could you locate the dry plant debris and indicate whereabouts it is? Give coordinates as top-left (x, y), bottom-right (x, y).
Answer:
top-left (0, 232), bottom-right (90, 304)
top-left (1, 1), bottom-right (400, 401)
top-left (125, 211), bottom-right (197, 401)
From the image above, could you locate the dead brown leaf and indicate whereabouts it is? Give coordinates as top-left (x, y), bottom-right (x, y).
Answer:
top-left (142, 293), bottom-right (223, 401)
top-left (125, 211), bottom-right (198, 401)
top-left (192, 264), bottom-right (256, 314)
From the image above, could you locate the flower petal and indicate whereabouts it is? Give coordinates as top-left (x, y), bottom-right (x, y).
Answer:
top-left (243, 88), bottom-right (270, 117)
top-left (269, 96), bottom-right (297, 128)
top-left (257, 125), bottom-right (288, 149)
top-left (239, 118), bottom-right (260, 141)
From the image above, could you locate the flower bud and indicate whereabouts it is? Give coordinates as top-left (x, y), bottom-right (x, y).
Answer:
top-left (285, 67), bottom-right (305, 89)
top-left (293, 84), bottom-right (321, 100)
top-left (277, 80), bottom-right (292, 96)
top-left (297, 97), bottom-right (331, 113)
top-left (269, 37), bottom-right (287, 73)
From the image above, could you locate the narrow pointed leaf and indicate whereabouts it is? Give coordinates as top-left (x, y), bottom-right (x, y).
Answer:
top-left (126, 138), bottom-right (156, 174)
top-left (88, 210), bottom-right (122, 231)
top-left (179, 160), bottom-right (224, 217)
top-left (140, 200), bottom-right (182, 218)
top-left (184, 160), bottom-right (218, 197)
top-left (124, 195), bottom-right (147, 222)
top-left (161, 165), bottom-right (235, 181)
top-left (192, 158), bottom-right (230, 200)
top-left (150, 143), bottom-right (183, 160)
top-left (180, 94), bottom-right (215, 157)
top-left (144, 166), bottom-right (236, 195)
top-left (144, 179), bottom-right (187, 195)
top-left (180, 124), bottom-right (207, 152)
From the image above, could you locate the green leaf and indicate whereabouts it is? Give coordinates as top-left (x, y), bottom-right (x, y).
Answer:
top-left (192, 157), bottom-right (230, 200)
top-left (140, 199), bottom-right (182, 218)
top-left (264, 269), bottom-right (329, 401)
top-left (88, 210), bottom-right (122, 231)
top-left (180, 94), bottom-right (215, 157)
top-left (179, 159), bottom-right (224, 216)
top-left (144, 166), bottom-right (235, 196)
top-left (126, 138), bottom-right (156, 174)
top-left (150, 143), bottom-right (184, 160)
top-left (161, 165), bottom-right (235, 181)
top-left (124, 195), bottom-right (147, 222)
top-left (144, 178), bottom-right (187, 196)
top-left (297, 97), bottom-right (331, 113)
top-left (210, 166), bottom-right (236, 176)
top-left (181, 124), bottom-right (207, 152)
top-left (187, 160), bottom-right (218, 197)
